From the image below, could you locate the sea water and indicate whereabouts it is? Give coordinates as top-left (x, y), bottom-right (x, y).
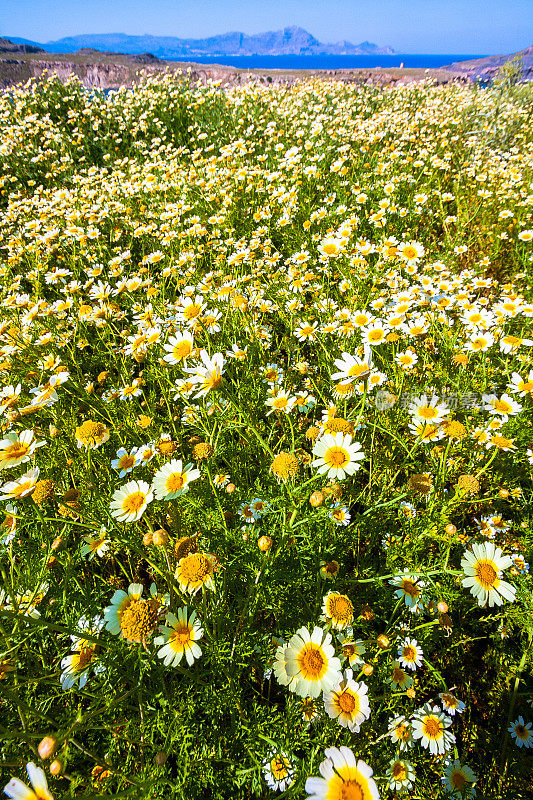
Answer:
top-left (168, 54), bottom-right (486, 70)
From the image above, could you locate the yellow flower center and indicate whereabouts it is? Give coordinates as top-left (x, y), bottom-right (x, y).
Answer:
top-left (337, 689), bottom-right (359, 714)
top-left (270, 757), bottom-right (289, 780)
top-left (4, 442), bottom-right (29, 459)
top-left (122, 491), bottom-right (146, 514)
top-left (118, 455), bottom-right (135, 470)
top-left (166, 473), bottom-right (185, 492)
top-left (331, 777), bottom-right (364, 800)
top-left (173, 341), bottom-right (192, 359)
top-left (183, 303), bottom-right (202, 319)
top-left (271, 453), bottom-right (299, 479)
top-left (419, 406), bottom-right (438, 419)
top-left (297, 643), bottom-right (327, 680)
top-left (178, 553), bottom-right (213, 583)
top-left (474, 559), bottom-right (498, 589)
top-left (402, 645), bottom-right (417, 662)
top-left (401, 580), bottom-right (419, 599)
top-left (403, 247), bottom-right (417, 259)
top-left (72, 644), bottom-right (95, 671)
top-left (515, 724), bottom-right (528, 740)
top-left (119, 598), bottom-right (159, 642)
top-left (76, 420), bottom-right (109, 447)
top-left (392, 762), bottom-right (408, 780)
top-left (422, 716), bottom-right (442, 739)
top-left (325, 446), bottom-right (349, 468)
top-left (170, 622), bottom-right (193, 651)
top-left (327, 594), bottom-right (354, 622)
top-left (368, 330), bottom-right (384, 342)
top-left (393, 667), bottom-right (406, 683)
top-left (450, 770), bottom-right (467, 789)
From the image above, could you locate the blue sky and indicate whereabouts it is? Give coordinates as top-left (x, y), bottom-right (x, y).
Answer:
top-left (2, 0), bottom-right (532, 54)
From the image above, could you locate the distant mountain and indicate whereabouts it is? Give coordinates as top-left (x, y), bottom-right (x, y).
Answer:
top-left (3, 26), bottom-right (395, 57)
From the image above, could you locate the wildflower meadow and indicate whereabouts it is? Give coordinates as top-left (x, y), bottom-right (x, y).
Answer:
top-left (0, 70), bottom-right (532, 799)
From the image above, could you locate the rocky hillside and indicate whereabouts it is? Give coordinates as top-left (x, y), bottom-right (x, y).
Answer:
top-left (445, 45), bottom-right (532, 80)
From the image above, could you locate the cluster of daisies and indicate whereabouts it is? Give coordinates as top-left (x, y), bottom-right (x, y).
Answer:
top-left (1, 72), bottom-right (532, 799)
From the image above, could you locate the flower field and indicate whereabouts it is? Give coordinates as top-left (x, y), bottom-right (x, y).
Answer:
top-left (0, 71), bottom-right (532, 799)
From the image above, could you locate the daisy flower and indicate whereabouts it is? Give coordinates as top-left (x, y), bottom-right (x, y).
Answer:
top-left (362, 318), bottom-right (389, 346)
top-left (0, 430), bottom-right (45, 471)
top-left (60, 616), bottom-right (105, 691)
top-left (109, 480), bottom-right (153, 523)
top-left (162, 330), bottom-right (194, 364)
top-left (184, 350), bottom-right (225, 397)
top-left (482, 393), bottom-right (522, 416)
top-left (265, 390), bottom-right (297, 415)
top-left (321, 592), bottom-right (354, 630)
top-left (408, 394), bottom-right (450, 424)
top-left (75, 419), bottom-right (110, 449)
top-left (439, 692), bottom-right (465, 716)
top-left (399, 241), bottom-right (424, 262)
top-left (111, 447), bottom-right (140, 478)
top-left (508, 716), bottom-right (533, 748)
top-left (305, 747), bottom-right (379, 800)
top-left (0, 467), bottom-right (40, 501)
top-left (390, 574), bottom-right (426, 613)
top-left (175, 552), bottom-right (217, 594)
top-left (412, 703), bottom-right (455, 755)
top-left (507, 370), bottom-right (533, 396)
top-left (323, 669), bottom-right (371, 732)
top-left (152, 459), bottom-right (200, 500)
top-left (387, 661), bottom-right (414, 690)
top-left (262, 751), bottom-right (295, 792)
top-left (338, 635), bottom-right (366, 667)
top-left (284, 625), bottom-right (342, 698)
top-left (330, 352), bottom-right (371, 383)
top-left (388, 715), bottom-right (414, 750)
top-left (0, 504), bottom-right (18, 544)
top-left (466, 331), bottom-right (494, 352)
top-left (329, 504), bottom-right (351, 526)
top-left (4, 762), bottom-right (54, 800)
top-left (408, 420), bottom-right (444, 442)
top-left (155, 607), bottom-right (203, 667)
top-left (312, 433), bottom-right (364, 480)
top-left (499, 334), bottom-right (533, 354)
top-left (386, 758), bottom-right (416, 792)
top-left (396, 349), bottom-right (418, 369)
top-left (398, 637), bottom-right (423, 670)
top-left (442, 760), bottom-right (477, 797)
top-left (104, 583), bottom-right (160, 643)
top-left (461, 541), bottom-right (516, 608)
top-left (81, 527), bottom-right (110, 559)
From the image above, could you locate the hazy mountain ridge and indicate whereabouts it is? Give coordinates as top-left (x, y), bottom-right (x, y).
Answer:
top-left (5, 26), bottom-right (395, 57)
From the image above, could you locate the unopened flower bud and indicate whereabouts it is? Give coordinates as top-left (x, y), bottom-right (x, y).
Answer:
top-left (376, 634), bottom-right (390, 650)
top-left (38, 736), bottom-right (58, 760)
top-left (257, 535), bottom-right (273, 552)
top-left (437, 601), bottom-right (449, 614)
top-left (362, 663), bottom-right (373, 676)
top-left (49, 759), bottom-right (63, 776)
top-left (154, 751), bottom-right (167, 766)
top-left (309, 491), bottom-right (324, 508)
top-left (143, 532), bottom-right (153, 546)
top-left (152, 529), bottom-right (168, 546)
top-left (226, 483), bottom-right (236, 494)
top-left (445, 524), bottom-right (457, 536)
